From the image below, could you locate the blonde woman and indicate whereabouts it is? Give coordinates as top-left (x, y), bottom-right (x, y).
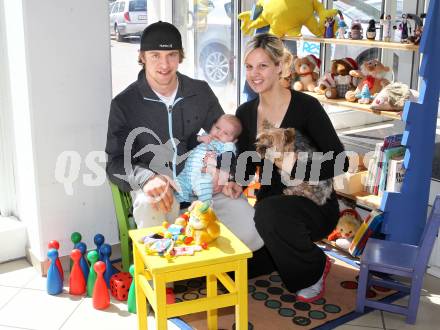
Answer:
top-left (235, 33), bottom-right (349, 302)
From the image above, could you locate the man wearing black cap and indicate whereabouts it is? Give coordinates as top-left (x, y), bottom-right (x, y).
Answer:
top-left (106, 21), bottom-right (264, 252)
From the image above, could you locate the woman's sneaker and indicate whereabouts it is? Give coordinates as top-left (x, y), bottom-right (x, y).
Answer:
top-left (296, 256), bottom-right (331, 303)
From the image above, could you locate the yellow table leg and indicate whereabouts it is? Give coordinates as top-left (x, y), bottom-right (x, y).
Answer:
top-left (206, 273), bottom-right (218, 330)
top-left (235, 260), bottom-right (248, 329)
top-left (133, 244), bottom-right (148, 330)
top-left (153, 275), bottom-right (168, 330)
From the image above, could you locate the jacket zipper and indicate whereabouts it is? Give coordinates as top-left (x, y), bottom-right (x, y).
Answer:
top-left (143, 96), bottom-right (183, 181)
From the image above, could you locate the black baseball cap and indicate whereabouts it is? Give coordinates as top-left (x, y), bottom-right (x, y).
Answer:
top-left (140, 21), bottom-right (183, 51)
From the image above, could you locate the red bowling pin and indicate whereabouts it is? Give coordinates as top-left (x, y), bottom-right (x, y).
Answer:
top-left (93, 261), bottom-right (110, 310)
top-left (69, 249), bottom-right (86, 295)
top-left (48, 240), bottom-right (64, 281)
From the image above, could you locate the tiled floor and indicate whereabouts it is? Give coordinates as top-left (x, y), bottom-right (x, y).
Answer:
top-left (0, 259), bottom-right (181, 330)
top-left (0, 259), bottom-right (439, 329)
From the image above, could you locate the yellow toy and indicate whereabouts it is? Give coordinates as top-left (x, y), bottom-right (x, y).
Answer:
top-left (328, 209), bottom-right (361, 251)
top-left (185, 201), bottom-right (220, 245)
top-left (238, 0), bottom-right (338, 37)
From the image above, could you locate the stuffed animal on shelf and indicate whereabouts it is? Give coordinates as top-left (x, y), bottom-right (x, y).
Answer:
top-left (371, 82), bottom-right (419, 111)
top-left (348, 20), bottom-right (363, 39)
top-left (356, 84), bottom-right (375, 104)
top-left (238, 0), bottom-right (338, 37)
top-left (292, 54), bottom-right (321, 92)
top-left (345, 59), bottom-right (390, 103)
top-left (328, 209), bottom-right (362, 251)
top-left (315, 57), bottom-right (358, 99)
top-left (185, 201), bottom-right (220, 245)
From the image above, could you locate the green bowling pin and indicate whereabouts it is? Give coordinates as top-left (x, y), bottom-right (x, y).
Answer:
top-left (127, 264), bottom-right (136, 313)
top-left (87, 250), bottom-right (99, 297)
top-left (70, 232), bottom-right (82, 270)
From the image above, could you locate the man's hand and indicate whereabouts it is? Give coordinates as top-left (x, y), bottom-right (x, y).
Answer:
top-left (222, 181), bottom-right (242, 199)
top-left (208, 168), bottom-right (231, 194)
top-left (142, 175), bottom-right (175, 213)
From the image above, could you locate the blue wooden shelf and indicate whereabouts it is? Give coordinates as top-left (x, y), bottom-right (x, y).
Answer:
top-left (380, 0), bottom-right (440, 244)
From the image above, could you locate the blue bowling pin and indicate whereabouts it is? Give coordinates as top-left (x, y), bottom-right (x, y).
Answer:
top-left (75, 241), bottom-right (89, 281)
top-left (100, 243), bottom-right (115, 287)
top-left (94, 234), bottom-right (105, 261)
top-left (47, 249), bottom-right (63, 295)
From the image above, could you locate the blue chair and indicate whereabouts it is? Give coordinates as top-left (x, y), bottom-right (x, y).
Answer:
top-left (356, 195), bottom-right (440, 324)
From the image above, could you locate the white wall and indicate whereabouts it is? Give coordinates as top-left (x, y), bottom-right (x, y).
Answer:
top-left (6, 0), bottom-right (117, 261)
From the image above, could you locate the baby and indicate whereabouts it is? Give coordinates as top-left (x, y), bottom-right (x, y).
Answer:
top-left (175, 114), bottom-right (242, 203)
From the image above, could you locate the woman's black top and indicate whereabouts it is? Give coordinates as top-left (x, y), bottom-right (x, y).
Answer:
top-left (235, 89), bottom-right (349, 200)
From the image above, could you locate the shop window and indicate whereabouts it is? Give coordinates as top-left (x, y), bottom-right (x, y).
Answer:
top-left (173, 0), bottom-right (238, 113)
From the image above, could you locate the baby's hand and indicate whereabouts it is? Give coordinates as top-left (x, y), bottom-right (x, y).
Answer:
top-left (197, 135), bottom-right (212, 144)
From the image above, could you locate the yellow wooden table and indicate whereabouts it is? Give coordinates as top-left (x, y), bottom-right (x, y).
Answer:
top-left (129, 223), bottom-right (252, 330)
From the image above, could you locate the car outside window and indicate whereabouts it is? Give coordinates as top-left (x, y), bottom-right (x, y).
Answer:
top-left (129, 0), bottom-right (146, 12)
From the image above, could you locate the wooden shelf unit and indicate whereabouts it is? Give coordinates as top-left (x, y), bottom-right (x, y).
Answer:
top-left (284, 36), bottom-right (419, 52)
top-left (286, 0), bottom-right (440, 246)
top-left (336, 191), bottom-right (381, 210)
top-left (302, 92), bottom-right (402, 120)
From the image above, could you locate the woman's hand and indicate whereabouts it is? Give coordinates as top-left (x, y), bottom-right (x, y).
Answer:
top-left (142, 174), bottom-right (175, 213)
top-left (222, 181), bottom-right (243, 199)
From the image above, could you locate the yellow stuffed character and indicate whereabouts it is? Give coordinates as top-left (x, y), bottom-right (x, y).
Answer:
top-left (238, 0), bottom-right (338, 37)
top-left (328, 209), bottom-right (361, 251)
top-left (186, 201), bottom-right (221, 245)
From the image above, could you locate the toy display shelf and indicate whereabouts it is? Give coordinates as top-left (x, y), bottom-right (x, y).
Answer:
top-left (284, 36), bottom-right (419, 52)
top-left (336, 191), bottom-right (381, 210)
top-left (302, 91), bottom-right (402, 120)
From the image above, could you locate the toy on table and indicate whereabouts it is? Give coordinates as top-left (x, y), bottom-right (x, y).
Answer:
top-left (315, 57), bottom-right (358, 99)
top-left (371, 82), bottom-right (419, 111)
top-left (292, 54), bottom-right (321, 92)
top-left (47, 249), bottom-right (63, 295)
top-left (328, 209), bottom-right (362, 251)
top-left (345, 59), bottom-right (390, 103)
top-left (86, 250), bottom-right (99, 297)
top-left (48, 240), bottom-right (64, 281)
top-left (128, 265), bottom-right (137, 313)
top-left (93, 261), bottom-right (110, 310)
top-left (186, 201), bottom-right (220, 245)
top-left (336, 11), bottom-right (347, 39)
top-left (348, 20), bottom-right (363, 39)
top-left (238, 0), bottom-right (338, 37)
top-left (366, 19), bottom-right (377, 40)
top-left (69, 249), bottom-right (86, 295)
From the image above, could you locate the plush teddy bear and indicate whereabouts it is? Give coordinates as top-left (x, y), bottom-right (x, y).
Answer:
top-left (292, 55), bottom-right (321, 92)
top-left (345, 59), bottom-right (391, 103)
top-left (185, 201), bottom-right (220, 245)
top-left (315, 57), bottom-right (358, 99)
top-left (328, 209), bottom-right (362, 251)
top-left (238, 0), bottom-right (338, 37)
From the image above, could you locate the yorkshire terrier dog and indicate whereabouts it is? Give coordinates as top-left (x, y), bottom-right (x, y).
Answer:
top-left (255, 122), bottom-right (333, 205)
